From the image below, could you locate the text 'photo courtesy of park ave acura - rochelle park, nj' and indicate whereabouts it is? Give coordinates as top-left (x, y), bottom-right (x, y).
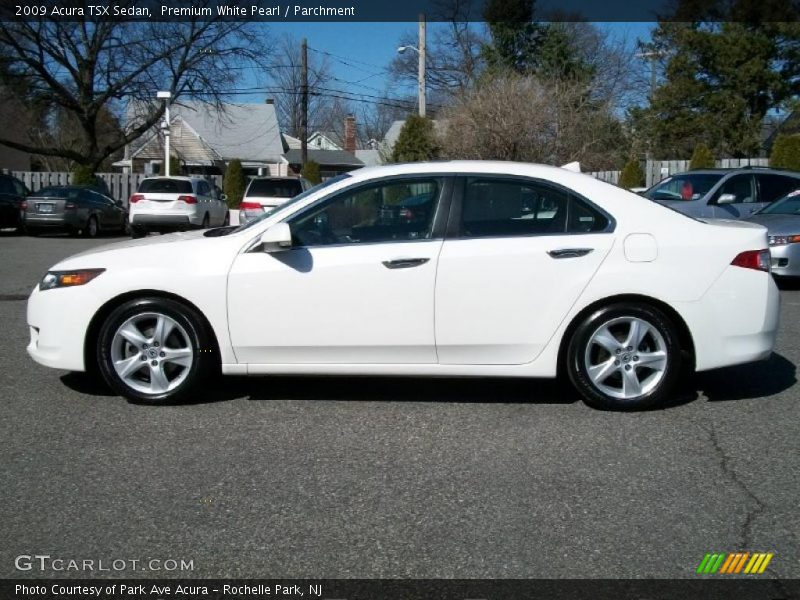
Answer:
top-left (1, 0), bottom-right (800, 599)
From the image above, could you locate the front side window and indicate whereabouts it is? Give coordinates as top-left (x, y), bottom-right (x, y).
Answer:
top-left (713, 174), bottom-right (755, 204)
top-left (289, 179), bottom-right (441, 247)
top-left (645, 174), bottom-right (723, 201)
top-left (459, 178), bottom-right (608, 238)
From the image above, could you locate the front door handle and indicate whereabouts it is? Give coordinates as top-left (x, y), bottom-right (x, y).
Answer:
top-left (547, 248), bottom-right (594, 259)
top-left (382, 258), bottom-right (430, 269)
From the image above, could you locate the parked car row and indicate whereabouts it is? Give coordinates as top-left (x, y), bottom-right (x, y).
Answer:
top-left (641, 167), bottom-right (800, 277)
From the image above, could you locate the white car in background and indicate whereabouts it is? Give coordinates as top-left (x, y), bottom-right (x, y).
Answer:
top-left (27, 161), bottom-right (779, 410)
top-left (128, 176), bottom-right (228, 237)
top-left (239, 176), bottom-right (312, 225)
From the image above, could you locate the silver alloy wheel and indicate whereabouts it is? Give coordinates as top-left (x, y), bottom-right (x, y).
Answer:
top-left (88, 217), bottom-right (98, 237)
top-left (584, 316), bottom-right (668, 400)
top-left (110, 312), bottom-right (193, 395)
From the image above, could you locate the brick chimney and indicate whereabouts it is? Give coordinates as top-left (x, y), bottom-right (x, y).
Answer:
top-left (344, 114), bottom-right (356, 153)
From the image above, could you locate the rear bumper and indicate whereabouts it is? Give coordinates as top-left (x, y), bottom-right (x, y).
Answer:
top-left (676, 267), bottom-right (780, 371)
top-left (24, 214), bottom-right (80, 228)
top-left (130, 213), bottom-right (198, 228)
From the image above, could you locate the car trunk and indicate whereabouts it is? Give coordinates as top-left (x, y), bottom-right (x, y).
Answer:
top-left (27, 195), bottom-right (69, 216)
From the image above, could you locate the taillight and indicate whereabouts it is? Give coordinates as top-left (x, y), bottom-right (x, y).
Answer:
top-left (129, 194), bottom-right (144, 203)
top-left (239, 201), bottom-right (263, 211)
top-left (731, 249), bottom-right (771, 272)
top-left (20, 201), bottom-right (27, 210)
top-left (178, 195), bottom-right (197, 204)
top-left (64, 202), bottom-right (76, 210)
top-left (399, 208), bottom-right (414, 220)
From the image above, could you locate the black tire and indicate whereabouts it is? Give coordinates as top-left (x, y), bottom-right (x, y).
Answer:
top-left (25, 225), bottom-right (38, 236)
top-left (96, 297), bottom-right (217, 404)
top-left (130, 225), bottom-right (147, 239)
top-left (123, 219), bottom-right (132, 236)
top-left (201, 213), bottom-right (209, 229)
top-left (84, 215), bottom-right (99, 238)
top-left (222, 211), bottom-right (230, 226)
top-left (566, 303), bottom-right (682, 411)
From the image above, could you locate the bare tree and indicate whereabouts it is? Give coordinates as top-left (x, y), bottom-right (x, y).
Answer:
top-left (268, 34), bottom-right (352, 139)
top-left (438, 73), bottom-right (626, 170)
top-left (0, 9), bottom-right (268, 171)
top-left (389, 0), bottom-right (485, 103)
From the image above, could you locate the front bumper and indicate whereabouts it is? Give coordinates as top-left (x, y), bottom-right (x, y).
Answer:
top-left (27, 284), bottom-right (95, 371)
top-left (769, 243), bottom-right (800, 278)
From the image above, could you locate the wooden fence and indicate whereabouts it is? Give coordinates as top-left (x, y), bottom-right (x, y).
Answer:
top-left (590, 157), bottom-right (770, 189)
top-left (7, 171), bottom-right (222, 206)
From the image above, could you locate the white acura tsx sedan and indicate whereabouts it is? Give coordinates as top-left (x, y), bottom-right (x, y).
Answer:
top-left (27, 161), bottom-right (780, 410)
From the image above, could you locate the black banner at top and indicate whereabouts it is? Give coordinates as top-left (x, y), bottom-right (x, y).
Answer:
top-left (2, 0), bottom-right (800, 22)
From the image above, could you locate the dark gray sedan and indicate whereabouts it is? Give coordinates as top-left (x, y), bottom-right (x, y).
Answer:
top-left (22, 186), bottom-right (128, 237)
top-left (746, 190), bottom-right (800, 278)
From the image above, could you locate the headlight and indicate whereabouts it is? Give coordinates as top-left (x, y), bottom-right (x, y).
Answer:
top-left (768, 234), bottom-right (800, 246)
top-left (39, 269), bottom-right (105, 291)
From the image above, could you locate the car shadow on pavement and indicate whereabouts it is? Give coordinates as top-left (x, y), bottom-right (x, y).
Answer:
top-left (192, 375), bottom-right (581, 406)
top-left (692, 352), bottom-right (796, 402)
top-left (60, 371), bottom-right (117, 397)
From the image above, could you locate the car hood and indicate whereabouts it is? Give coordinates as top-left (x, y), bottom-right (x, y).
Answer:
top-left (62, 229), bottom-right (210, 261)
top-left (744, 213), bottom-right (800, 235)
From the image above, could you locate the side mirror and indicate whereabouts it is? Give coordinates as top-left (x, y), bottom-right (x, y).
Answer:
top-left (717, 193), bottom-right (737, 204)
top-left (219, 193), bottom-right (228, 202)
top-left (260, 222), bottom-right (292, 252)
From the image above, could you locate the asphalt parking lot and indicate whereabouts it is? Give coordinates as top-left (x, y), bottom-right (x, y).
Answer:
top-left (0, 230), bottom-right (798, 580)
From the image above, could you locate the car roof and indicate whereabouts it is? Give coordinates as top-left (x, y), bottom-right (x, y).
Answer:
top-left (668, 167), bottom-right (800, 175)
top-left (249, 176), bottom-right (303, 181)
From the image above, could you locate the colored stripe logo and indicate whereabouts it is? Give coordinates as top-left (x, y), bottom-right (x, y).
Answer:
top-left (696, 552), bottom-right (773, 574)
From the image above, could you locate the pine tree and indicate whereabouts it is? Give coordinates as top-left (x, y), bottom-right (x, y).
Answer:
top-left (301, 160), bottom-right (322, 184)
top-left (770, 135), bottom-right (800, 171)
top-left (390, 116), bottom-right (439, 163)
top-left (689, 143), bottom-right (715, 170)
top-left (618, 159), bottom-right (644, 189)
top-left (223, 159), bottom-right (245, 209)
top-left (70, 164), bottom-right (96, 185)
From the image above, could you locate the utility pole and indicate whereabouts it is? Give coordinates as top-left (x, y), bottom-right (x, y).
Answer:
top-left (301, 37), bottom-right (308, 168)
top-left (418, 14), bottom-right (426, 118)
top-left (157, 90), bottom-right (172, 176)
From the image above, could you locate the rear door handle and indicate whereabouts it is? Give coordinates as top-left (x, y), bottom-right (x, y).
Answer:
top-left (382, 258), bottom-right (430, 269)
top-left (547, 248), bottom-right (594, 259)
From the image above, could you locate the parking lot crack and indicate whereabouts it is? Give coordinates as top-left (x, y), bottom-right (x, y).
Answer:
top-left (704, 424), bottom-right (767, 550)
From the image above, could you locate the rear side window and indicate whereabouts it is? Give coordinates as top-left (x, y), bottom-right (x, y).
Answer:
top-left (757, 174), bottom-right (800, 203)
top-left (247, 179), bottom-right (303, 198)
top-left (138, 179), bottom-right (193, 194)
top-left (459, 178), bottom-right (608, 238)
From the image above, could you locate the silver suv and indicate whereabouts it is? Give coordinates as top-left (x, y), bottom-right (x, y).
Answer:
top-left (644, 167), bottom-right (800, 219)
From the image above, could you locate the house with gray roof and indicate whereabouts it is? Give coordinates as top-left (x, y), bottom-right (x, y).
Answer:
top-left (115, 100), bottom-right (287, 177)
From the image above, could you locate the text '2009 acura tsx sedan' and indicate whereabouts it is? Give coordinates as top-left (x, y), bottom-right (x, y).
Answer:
top-left (27, 161), bottom-right (780, 410)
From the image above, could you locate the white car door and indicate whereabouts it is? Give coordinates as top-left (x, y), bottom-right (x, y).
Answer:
top-left (227, 177), bottom-right (451, 365)
top-left (435, 176), bottom-right (615, 365)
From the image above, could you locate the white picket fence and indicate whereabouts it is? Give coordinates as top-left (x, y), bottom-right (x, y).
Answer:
top-left (7, 171), bottom-right (222, 206)
top-left (590, 157), bottom-right (770, 189)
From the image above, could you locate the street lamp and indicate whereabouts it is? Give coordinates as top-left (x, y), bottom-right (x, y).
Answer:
top-left (396, 14), bottom-right (426, 118)
top-left (156, 90), bottom-right (172, 176)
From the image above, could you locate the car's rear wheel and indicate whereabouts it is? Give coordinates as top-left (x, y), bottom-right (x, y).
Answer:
top-left (566, 303), bottom-right (681, 410)
top-left (97, 297), bottom-right (217, 404)
top-left (85, 216), bottom-right (99, 238)
top-left (130, 225), bottom-right (146, 239)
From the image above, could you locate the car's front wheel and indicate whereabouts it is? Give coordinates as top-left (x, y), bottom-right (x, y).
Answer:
top-left (566, 303), bottom-right (682, 410)
top-left (97, 297), bottom-right (217, 404)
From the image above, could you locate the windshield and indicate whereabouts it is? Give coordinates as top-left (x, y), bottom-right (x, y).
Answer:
top-left (31, 187), bottom-right (73, 198)
top-left (232, 174), bottom-right (352, 233)
top-left (758, 191), bottom-right (800, 215)
top-left (645, 174), bottom-right (723, 201)
top-left (247, 178), bottom-right (303, 198)
top-left (139, 179), bottom-right (193, 194)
